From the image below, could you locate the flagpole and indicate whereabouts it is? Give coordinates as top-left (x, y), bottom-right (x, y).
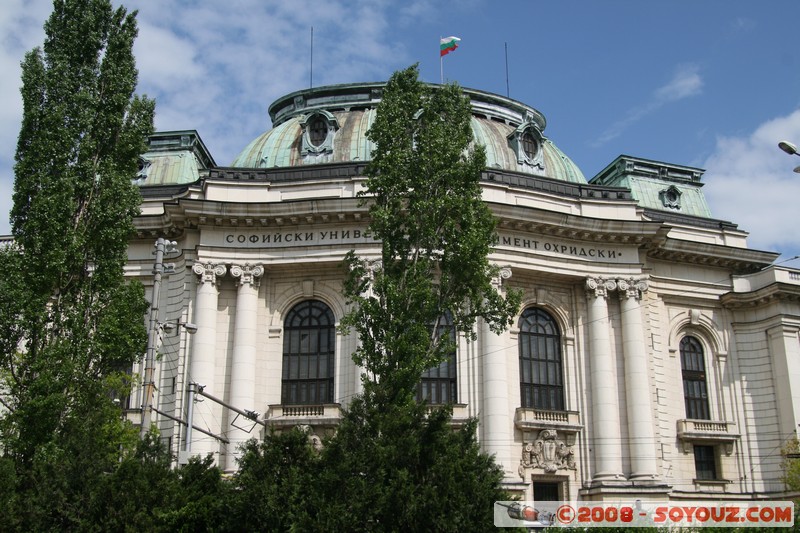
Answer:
top-left (505, 42), bottom-right (510, 97)
top-left (440, 36), bottom-right (443, 84)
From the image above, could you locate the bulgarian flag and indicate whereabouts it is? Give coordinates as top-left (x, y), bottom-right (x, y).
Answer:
top-left (440, 36), bottom-right (461, 57)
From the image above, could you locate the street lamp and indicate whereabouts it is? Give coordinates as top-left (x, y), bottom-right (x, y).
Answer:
top-left (777, 140), bottom-right (800, 173)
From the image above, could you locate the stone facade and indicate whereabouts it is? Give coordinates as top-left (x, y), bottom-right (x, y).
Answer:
top-left (124, 83), bottom-right (800, 503)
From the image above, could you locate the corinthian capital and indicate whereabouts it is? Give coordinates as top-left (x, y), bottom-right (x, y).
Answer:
top-left (230, 263), bottom-right (264, 287)
top-left (192, 262), bottom-right (227, 285)
top-left (617, 277), bottom-right (649, 300)
top-left (585, 276), bottom-right (616, 298)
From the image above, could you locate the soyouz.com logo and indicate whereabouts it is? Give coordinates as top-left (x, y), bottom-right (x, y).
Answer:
top-left (494, 500), bottom-right (795, 528)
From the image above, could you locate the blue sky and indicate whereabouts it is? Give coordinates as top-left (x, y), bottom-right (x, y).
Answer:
top-left (2, 0), bottom-right (800, 262)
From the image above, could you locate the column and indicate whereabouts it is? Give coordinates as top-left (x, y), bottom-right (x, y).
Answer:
top-left (619, 278), bottom-right (658, 480)
top-left (585, 277), bottom-right (624, 481)
top-left (226, 263), bottom-right (264, 471)
top-left (188, 262), bottom-right (226, 460)
top-left (481, 267), bottom-right (513, 477)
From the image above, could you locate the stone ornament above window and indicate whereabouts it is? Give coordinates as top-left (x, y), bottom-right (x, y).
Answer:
top-left (508, 122), bottom-right (545, 171)
top-left (659, 185), bottom-right (682, 209)
top-left (299, 110), bottom-right (339, 156)
top-left (135, 156), bottom-right (151, 181)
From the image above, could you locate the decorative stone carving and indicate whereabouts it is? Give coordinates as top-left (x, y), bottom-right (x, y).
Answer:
top-left (617, 277), bottom-right (649, 300)
top-left (519, 429), bottom-right (576, 476)
top-left (659, 185), bottom-right (682, 209)
top-left (230, 263), bottom-right (264, 287)
top-left (192, 262), bottom-right (226, 285)
top-left (298, 424), bottom-right (324, 451)
top-left (585, 277), bottom-right (616, 298)
top-left (491, 266), bottom-right (512, 288)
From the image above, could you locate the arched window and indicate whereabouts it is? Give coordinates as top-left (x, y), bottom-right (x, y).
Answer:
top-left (519, 307), bottom-right (563, 410)
top-left (680, 335), bottom-right (710, 420)
top-left (417, 311), bottom-right (457, 404)
top-left (282, 300), bottom-right (335, 405)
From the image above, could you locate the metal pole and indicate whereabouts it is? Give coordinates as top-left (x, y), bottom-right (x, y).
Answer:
top-left (140, 238), bottom-right (166, 437)
top-left (153, 406), bottom-right (228, 444)
top-left (195, 386), bottom-right (266, 427)
top-left (185, 382), bottom-right (196, 452)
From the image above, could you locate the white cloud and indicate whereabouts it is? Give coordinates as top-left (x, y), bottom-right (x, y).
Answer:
top-left (654, 65), bottom-right (703, 102)
top-left (703, 109), bottom-right (800, 257)
top-left (593, 64), bottom-right (703, 146)
top-left (123, 0), bottom-right (410, 165)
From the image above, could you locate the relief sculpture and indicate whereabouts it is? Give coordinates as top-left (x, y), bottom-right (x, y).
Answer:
top-left (519, 429), bottom-right (576, 475)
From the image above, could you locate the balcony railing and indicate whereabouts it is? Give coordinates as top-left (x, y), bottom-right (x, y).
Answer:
top-left (265, 403), bottom-right (342, 429)
top-left (514, 408), bottom-right (582, 435)
top-left (677, 419), bottom-right (740, 455)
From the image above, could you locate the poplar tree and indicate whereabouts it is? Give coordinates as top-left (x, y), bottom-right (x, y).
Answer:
top-left (0, 0), bottom-right (154, 528)
top-left (320, 65), bottom-right (521, 530)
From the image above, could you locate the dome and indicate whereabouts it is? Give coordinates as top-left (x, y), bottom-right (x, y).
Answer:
top-left (231, 82), bottom-right (586, 184)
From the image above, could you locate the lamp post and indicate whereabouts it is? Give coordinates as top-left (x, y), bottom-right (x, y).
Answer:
top-left (778, 140), bottom-right (800, 173)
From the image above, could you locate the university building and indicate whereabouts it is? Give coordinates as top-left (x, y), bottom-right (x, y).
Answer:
top-left (126, 81), bottom-right (800, 502)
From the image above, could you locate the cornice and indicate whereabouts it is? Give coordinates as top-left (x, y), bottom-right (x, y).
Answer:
top-left (647, 238), bottom-right (777, 274)
top-left (721, 282), bottom-right (800, 308)
top-left (133, 197), bottom-right (370, 240)
top-left (492, 203), bottom-right (668, 247)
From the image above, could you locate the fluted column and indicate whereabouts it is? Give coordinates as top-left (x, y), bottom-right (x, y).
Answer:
top-left (481, 267), bottom-right (513, 477)
top-left (226, 263), bottom-right (264, 471)
top-left (189, 262), bottom-right (226, 460)
top-left (586, 277), bottom-right (624, 481)
top-left (619, 278), bottom-right (658, 480)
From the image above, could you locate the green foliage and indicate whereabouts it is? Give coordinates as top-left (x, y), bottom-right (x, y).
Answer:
top-left (0, 0), bottom-right (154, 529)
top-left (227, 430), bottom-right (320, 532)
top-left (314, 400), bottom-right (507, 532)
top-left (782, 436), bottom-right (800, 492)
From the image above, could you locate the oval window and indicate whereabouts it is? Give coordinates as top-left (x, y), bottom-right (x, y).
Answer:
top-left (521, 131), bottom-right (538, 160)
top-left (309, 117), bottom-right (328, 147)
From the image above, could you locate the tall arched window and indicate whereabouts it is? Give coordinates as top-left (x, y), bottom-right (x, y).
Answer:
top-left (417, 311), bottom-right (457, 405)
top-left (282, 300), bottom-right (335, 405)
top-left (519, 307), bottom-right (563, 410)
top-left (680, 335), bottom-right (710, 420)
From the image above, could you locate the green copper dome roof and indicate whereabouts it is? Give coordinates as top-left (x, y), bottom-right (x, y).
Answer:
top-left (231, 82), bottom-right (586, 184)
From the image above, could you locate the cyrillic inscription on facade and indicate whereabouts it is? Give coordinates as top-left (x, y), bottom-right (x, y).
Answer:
top-left (206, 228), bottom-right (374, 248)
top-left (208, 229), bottom-right (631, 263)
top-left (497, 231), bottom-right (630, 263)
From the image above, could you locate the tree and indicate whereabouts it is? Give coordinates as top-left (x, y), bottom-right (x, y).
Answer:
top-left (0, 0), bottom-right (154, 528)
top-left (342, 64), bottom-right (519, 407)
top-left (323, 65), bottom-right (521, 531)
top-left (227, 430), bottom-right (320, 532)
